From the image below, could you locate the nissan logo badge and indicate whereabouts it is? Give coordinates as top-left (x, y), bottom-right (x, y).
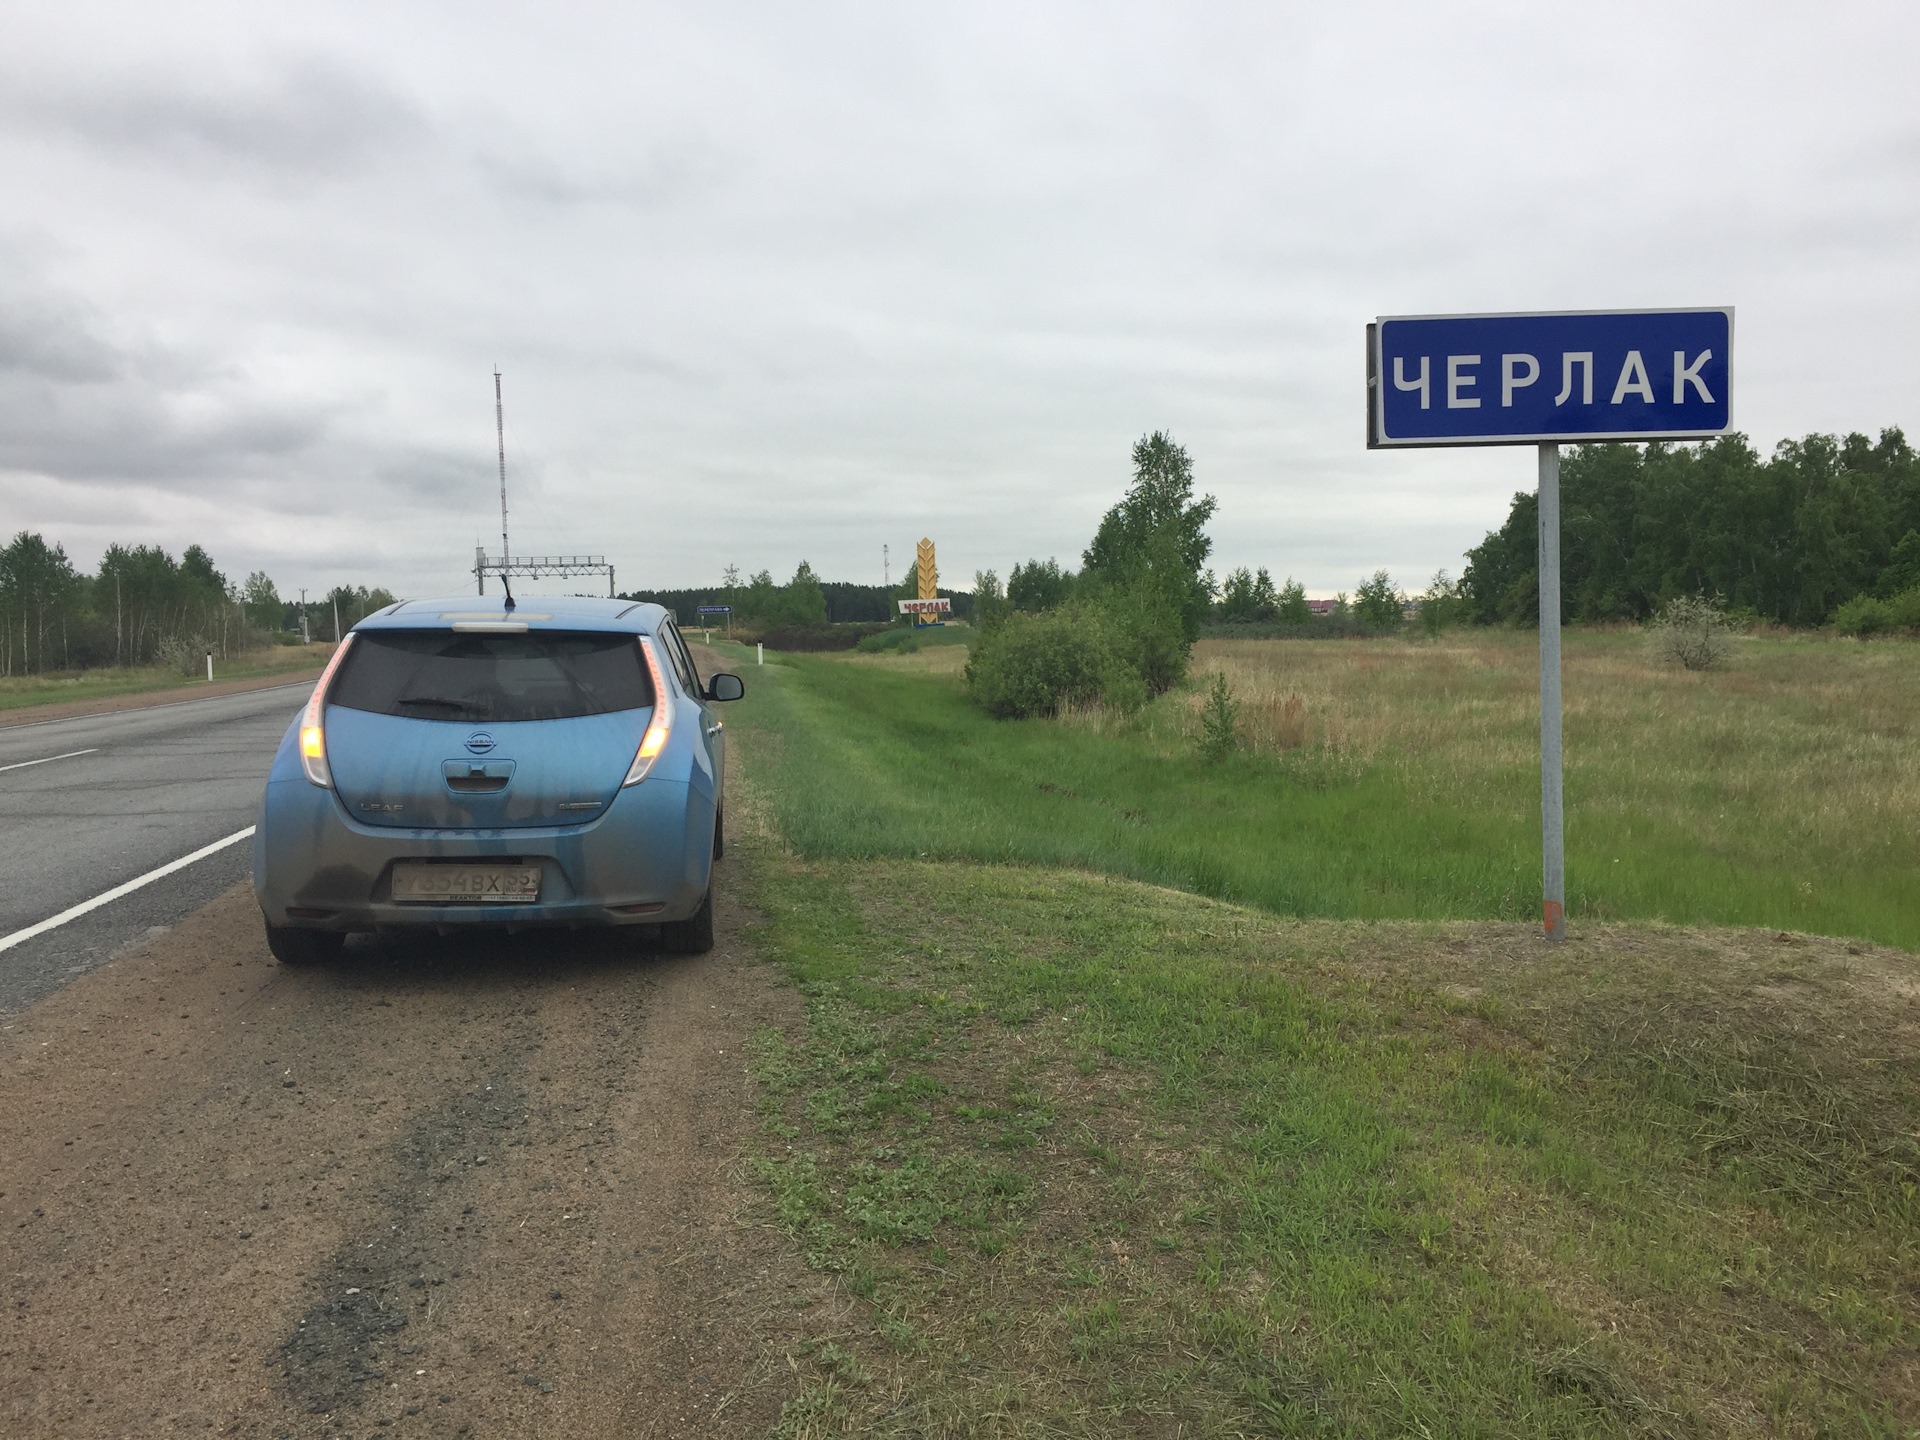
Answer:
top-left (465, 731), bottom-right (497, 754)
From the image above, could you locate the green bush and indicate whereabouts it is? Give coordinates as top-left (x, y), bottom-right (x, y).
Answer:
top-left (853, 626), bottom-right (972, 654)
top-left (1198, 672), bottom-right (1239, 760)
top-left (1833, 587), bottom-right (1920, 637)
top-left (964, 607), bottom-right (1114, 718)
top-left (965, 586), bottom-right (1192, 719)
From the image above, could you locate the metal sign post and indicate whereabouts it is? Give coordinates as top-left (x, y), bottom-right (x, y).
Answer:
top-left (696, 604), bottom-right (733, 638)
top-left (1367, 307), bottom-right (1733, 940)
top-left (1537, 441), bottom-right (1564, 939)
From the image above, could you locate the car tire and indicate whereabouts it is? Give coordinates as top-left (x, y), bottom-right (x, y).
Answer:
top-left (264, 922), bottom-right (345, 967)
top-left (712, 807), bottom-right (725, 861)
top-left (658, 886), bottom-right (714, 955)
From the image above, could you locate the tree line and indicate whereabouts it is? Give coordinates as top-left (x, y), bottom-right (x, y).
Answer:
top-left (0, 531), bottom-right (392, 676)
top-left (1460, 428), bottom-right (1920, 626)
top-left (621, 566), bottom-right (973, 629)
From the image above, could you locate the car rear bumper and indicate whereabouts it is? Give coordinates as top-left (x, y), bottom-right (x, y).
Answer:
top-left (252, 773), bottom-right (713, 933)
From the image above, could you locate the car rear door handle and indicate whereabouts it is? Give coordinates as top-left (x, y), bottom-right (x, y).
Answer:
top-left (444, 759), bottom-right (515, 792)
top-left (704, 723), bottom-right (723, 737)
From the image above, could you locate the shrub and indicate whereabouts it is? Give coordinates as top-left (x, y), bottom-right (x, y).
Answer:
top-left (1198, 673), bottom-right (1239, 760)
top-left (1100, 663), bottom-right (1149, 718)
top-left (1650, 594), bottom-right (1737, 670)
top-left (1833, 588), bottom-right (1920, 637)
top-left (855, 625), bottom-right (971, 654)
top-left (964, 606), bottom-right (1114, 718)
top-left (758, 623), bottom-right (891, 652)
top-left (155, 634), bottom-right (211, 676)
top-left (1832, 595), bottom-right (1894, 637)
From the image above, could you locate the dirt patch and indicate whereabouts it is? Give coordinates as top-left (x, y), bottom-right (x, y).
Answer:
top-left (0, 665), bottom-right (327, 728)
top-left (0, 869), bottom-right (828, 1437)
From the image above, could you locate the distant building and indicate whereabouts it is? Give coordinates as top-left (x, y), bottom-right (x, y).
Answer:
top-left (1306, 598), bottom-right (1338, 615)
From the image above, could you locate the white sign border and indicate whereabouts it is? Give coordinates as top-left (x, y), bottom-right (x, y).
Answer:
top-left (1368, 306), bottom-right (1736, 449)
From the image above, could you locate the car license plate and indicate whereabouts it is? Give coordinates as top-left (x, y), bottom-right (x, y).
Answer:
top-left (391, 862), bottom-right (541, 904)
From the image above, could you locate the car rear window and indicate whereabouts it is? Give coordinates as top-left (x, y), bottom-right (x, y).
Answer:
top-left (329, 630), bottom-right (654, 723)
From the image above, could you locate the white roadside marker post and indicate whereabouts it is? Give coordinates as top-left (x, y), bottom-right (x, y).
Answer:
top-left (1537, 442), bottom-right (1565, 940)
top-left (757, 643), bottom-right (763, 666)
top-left (206, 652), bottom-right (213, 682)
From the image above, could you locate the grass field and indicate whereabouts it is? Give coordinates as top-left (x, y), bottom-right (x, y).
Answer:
top-left (0, 644), bottom-right (332, 714)
top-left (735, 846), bottom-right (1920, 1437)
top-left (719, 629), bottom-right (1920, 951)
top-left (707, 629), bottom-right (1920, 1435)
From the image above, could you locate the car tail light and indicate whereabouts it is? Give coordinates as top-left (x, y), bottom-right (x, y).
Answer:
top-left (299, 634), bottom-right (357, 788)
top-left (622, 636), bottom-right (673, 787)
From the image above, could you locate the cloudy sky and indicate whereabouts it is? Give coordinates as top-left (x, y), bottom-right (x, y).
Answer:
top-left (3, 1), bottom-right (1916, 601)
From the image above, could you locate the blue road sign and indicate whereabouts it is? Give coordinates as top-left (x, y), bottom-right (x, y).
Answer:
top-left (695, 605), bottom-right (733, 614)
top-left (1369, 308), bottom-right (1732, 447)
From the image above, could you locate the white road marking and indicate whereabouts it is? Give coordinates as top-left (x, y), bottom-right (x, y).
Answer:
top-left (0, 747), bottom-right (98, 774)
top-left (0, 826), bottom-right (255, 955)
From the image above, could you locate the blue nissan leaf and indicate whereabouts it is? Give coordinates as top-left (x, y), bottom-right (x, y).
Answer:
top-left (252, 595), bottom-right (743, 965)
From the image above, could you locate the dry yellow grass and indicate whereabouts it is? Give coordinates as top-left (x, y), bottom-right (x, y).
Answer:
top-left (1186, 629), bottom-right (1920, 874)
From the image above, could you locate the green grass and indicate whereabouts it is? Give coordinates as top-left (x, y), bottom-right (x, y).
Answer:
top-left (736, 847), bottom-right (1920, 1436)
top-left (719, 630), bottom-right (1920, 951)
top-left (710, 630), bottom-right (1920, 1434)
top-left (0, 645), bottom-right (330, 714)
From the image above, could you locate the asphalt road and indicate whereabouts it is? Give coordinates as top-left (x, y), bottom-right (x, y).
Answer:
top-left (0, 683), bottom-right (310, 1017)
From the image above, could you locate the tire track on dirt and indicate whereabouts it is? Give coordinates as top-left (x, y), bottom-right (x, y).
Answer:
top-left (1, 873), bottom-right (827, 1438)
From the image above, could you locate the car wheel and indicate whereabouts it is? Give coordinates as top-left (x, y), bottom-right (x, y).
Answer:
top-left (264, 921), bottom-right (345, 967)
top-left (658, 885), bottom-right (714, 955)
top-left (712, 807), bottom-right (725, 861)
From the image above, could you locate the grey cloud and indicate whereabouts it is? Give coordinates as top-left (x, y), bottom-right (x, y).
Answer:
top-left (476, 136), bottom-right (730, 211)
top-left (4, 57), bottom-right (425, 178)
top-left (0, 286), bottom-right (121, 383)
top-left (0, 2), bottom-right (1917, 599)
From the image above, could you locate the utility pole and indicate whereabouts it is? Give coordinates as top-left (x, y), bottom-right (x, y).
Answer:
top-left (883, 543), bottom-right (889, 588)
top-left (299, 588), bottom-right (309, 646)
top-left (495, 369), bottom-right (510, 572)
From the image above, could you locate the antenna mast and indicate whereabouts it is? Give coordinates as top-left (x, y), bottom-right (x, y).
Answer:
top-left (494, 369), bottom-right (509, 568)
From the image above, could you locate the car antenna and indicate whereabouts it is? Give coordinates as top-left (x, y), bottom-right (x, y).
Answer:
top-left (495, 367), bottom-right (515, 610)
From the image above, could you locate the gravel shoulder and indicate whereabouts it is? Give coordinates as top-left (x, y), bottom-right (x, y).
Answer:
top-left (0, 875), bottom-right (826, 1438)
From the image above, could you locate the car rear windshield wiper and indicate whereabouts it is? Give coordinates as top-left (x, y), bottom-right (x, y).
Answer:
top-left (395, 695), bottom-right (485, 716)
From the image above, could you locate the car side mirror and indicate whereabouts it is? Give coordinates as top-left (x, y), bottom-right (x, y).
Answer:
top-left (705, 673), bottom-right (745, 702)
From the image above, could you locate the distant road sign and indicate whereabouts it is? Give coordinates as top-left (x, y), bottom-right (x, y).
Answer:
top-left (1369, 308), bottom-right (1732, 447)
top-left (898, 598), bottom-right (951, 615)
top-left (695, 605), bottom-right (732, 614)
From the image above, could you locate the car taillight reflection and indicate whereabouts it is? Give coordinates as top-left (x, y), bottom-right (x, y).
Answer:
top-left (622, 636), bottom-right (672, 786)
top-left (299, 634), bottom-right (358, 788)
